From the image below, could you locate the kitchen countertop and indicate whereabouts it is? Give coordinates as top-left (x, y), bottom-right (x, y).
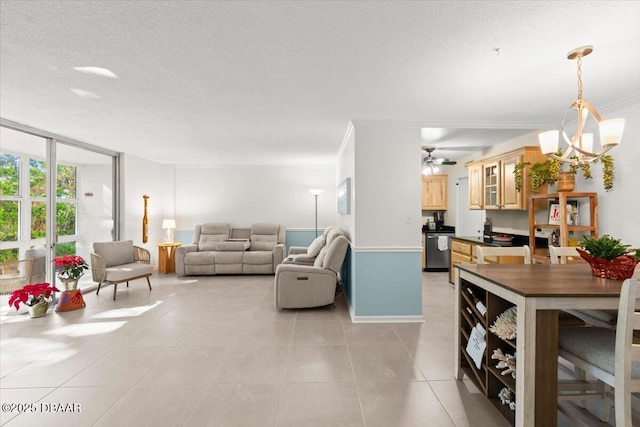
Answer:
top-left (422, 225), bottom-right (455, 233)
top-left (452, 235), bottom-right (548, 248)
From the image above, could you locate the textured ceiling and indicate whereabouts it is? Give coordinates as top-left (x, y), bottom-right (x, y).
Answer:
top-left (1, 1), bottom-right (639, 166)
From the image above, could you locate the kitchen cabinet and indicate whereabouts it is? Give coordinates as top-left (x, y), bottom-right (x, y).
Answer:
top-left (467, 146), bottom-right (548, 211)
top-left (468, 163), bottom-right (483, 210)
top-left (422, 175), bottom-right (447, 210)
top-left (528, 192), bottom-right (598, 261)
top-left (483, 161), bottom-right (500, 209)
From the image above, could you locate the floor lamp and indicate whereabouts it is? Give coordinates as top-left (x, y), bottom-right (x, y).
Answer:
top-left (309, 189), bottom-right (323, 237)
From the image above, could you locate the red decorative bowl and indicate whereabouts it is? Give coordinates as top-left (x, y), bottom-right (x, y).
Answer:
top-left (576, 249), bottom-right (639, 280)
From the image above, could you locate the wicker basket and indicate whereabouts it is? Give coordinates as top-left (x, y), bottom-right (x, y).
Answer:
top-left (576, 249), bottom-right (639, 280)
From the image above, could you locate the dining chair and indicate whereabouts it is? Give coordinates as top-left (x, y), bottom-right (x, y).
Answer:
top-left (475, 245), bottom-right (532, 265)
top-left (557, 278), bottom-right (639, 427)
top-left (549, 245), bottom-right (582, 264)
top-left (549, 246), bottom-right (617, 330)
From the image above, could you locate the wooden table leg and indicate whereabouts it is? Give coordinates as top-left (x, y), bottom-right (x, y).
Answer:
top-left (535, 310), bottom-right (559, 426)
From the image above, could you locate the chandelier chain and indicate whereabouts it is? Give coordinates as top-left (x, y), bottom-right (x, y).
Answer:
top-left (576, 55), bottom-right (583, 100)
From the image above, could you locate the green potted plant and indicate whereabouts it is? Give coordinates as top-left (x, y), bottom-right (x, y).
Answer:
top-left (514, 150), bottom-right (614, 193)
top-left (8, 282), bottom-right (60, 318)
top-left (577, 235), bottom-right (640, 280)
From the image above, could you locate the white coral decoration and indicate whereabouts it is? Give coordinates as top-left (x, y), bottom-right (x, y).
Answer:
top-left (491, 348), bottom-right (517, 379)
top-left (489, 306), bottom-right (517, 340)
top-left (498, 387), bottom-right (516, 411)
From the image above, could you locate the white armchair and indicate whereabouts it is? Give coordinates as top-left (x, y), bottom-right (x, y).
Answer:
top-left (91, 240), bottom-right (153, 300)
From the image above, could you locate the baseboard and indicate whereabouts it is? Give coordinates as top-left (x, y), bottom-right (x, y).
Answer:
top-left (346, 300), bottom-right (424, 323)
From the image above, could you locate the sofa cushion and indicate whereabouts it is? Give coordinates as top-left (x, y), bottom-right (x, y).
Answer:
top-left (199, 223), bottom-right (231, 250)
top-left (314, 246), bottom-right (327, 267)
top-left (217, 240), bottom-right (250, 251)
top-left (215, 252), bottom-right (243, 264)
top-left (243, 263), bottom-right (273, 274)
top-left (323, 235), bottom-right (349, 273)
top-left (185, 252), bottom-right (216, 265)
top-left (250, 223), bottom-right (280, 251)
top-left (243, 251), bottom-right (273, 265)
top-left (104, 263), bottom-right (153, 282)
top-left (93, 240), bottom-right (135, 267)
top-left (307, 235), bottom-right (325, 257)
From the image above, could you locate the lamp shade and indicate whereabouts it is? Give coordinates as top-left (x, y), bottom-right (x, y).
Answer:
top-left (309, 189), bottom-right (324, 196)
top-left (538, 130), bottom-right (559, 155)
top-left (580, 133), bottom-right (594, 153)
top-left (162, 219), bottom-right (176, 229)
top-left (599, 118), bottom-right (625, 146)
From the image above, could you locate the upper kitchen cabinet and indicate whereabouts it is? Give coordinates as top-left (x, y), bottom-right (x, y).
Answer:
top-left (467, 146), bottom-right (548, 210)
top-left (422, 175), bottom-right (448, 210)
top-left (468, 162), bottom-right (483, 210)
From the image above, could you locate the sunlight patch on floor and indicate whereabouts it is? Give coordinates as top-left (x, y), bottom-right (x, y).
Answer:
top-left (91, 301), bottom-right (163, 319)
top-left (43, 321), bottom-right (127, 337)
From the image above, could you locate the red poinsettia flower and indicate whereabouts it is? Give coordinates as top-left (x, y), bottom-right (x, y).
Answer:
top-left (8, 282), bottom-right (60, 310)
top-left (54, 255), bottom-right (89, 280)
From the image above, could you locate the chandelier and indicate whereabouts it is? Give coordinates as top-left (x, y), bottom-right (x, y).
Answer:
top-left (538, 46), bottom-right (625, 165)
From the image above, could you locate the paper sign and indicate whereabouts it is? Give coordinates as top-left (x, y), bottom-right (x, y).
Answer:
top-left (466, 323), bottom-right (487, 370)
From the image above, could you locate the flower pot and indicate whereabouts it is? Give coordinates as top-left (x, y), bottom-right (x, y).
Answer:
top-left (28, 301), bottom-right (49, 318)
top-left (577, 249), bottom-right (639, 280)
top-left (556, 172), bottom-right (576, 192)
top-left (60, 278), bottom-right (79, 291)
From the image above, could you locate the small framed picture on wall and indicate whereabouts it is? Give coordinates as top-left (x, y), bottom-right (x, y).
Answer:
top-left (337, 177), bottom-right (351, 214)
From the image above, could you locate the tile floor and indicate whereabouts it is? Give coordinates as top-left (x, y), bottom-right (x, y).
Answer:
top-left (0, 272), bottom-right (582, 426)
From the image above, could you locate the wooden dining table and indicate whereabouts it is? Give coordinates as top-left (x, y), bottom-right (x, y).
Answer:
top-left (453, 262), bottom-right (631, 427)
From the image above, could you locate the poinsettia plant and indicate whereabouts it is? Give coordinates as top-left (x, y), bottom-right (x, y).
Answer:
top-left (8, 282), bottom-right (60, 310)
top-left (54, 255), bottom-right (89, 280)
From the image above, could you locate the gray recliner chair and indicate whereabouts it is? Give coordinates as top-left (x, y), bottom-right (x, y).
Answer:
top-left (283, 226), bottom-right (336, 266)
top-left (274, 232), bottom-right (349, 309)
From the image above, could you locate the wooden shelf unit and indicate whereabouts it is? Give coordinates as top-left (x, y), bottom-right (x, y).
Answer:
top-left (528, 192), bottom-right (598, 257)
top-left (458, 279), bottom-right (517, 425)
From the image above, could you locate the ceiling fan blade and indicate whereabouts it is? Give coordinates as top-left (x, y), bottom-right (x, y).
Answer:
top-left (441, 160), bottom-right (457, 165)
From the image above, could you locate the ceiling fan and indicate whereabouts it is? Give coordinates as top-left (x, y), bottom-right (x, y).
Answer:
top-left (422, 147), bottom-right (457, 175)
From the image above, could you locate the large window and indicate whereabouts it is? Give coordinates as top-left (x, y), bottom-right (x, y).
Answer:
top-left (1, 153), bottom-right (22, 262)
top-left (1, 124), bottom-right (118, 286)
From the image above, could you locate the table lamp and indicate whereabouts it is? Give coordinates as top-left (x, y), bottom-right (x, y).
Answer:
top-left (162, 219), bottom-right (176, 243)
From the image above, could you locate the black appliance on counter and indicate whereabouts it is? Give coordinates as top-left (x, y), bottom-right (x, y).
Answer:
top-left (423, 225), bottom-right (455, 272)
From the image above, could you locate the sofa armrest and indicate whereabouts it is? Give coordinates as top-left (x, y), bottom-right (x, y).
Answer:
top-left (175, 244), bottom-right (198, 276)
top-left (283, 253), bottom-right (316, 266)
top-left (273, 243), bottom-right (286, 269)
top-left (274, 264), bottom-right (338, 308)
top-left (288, 246), bottom-right (308, 255)
top-left (133, 246), bottom-right (151, 264)
top-left (90, 252), bottom-right (106, 283)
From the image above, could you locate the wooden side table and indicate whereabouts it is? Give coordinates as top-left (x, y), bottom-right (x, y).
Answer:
top-left (158, 242), bottom-right (181, 274)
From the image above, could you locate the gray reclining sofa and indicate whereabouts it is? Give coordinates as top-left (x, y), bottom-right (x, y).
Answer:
top-left (175, 223), bottom-right (286, 276)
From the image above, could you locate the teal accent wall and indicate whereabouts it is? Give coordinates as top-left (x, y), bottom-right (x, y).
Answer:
top-left (341, 247), bottom-right (354, 307)
top-left (175, 230), bottom-right (193, 246)
top-left (349, 251), bottom-right (422, 317)
top-left (285, 230), bottom-right (316, 252)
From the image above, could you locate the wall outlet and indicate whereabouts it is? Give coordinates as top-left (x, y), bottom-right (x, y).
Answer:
top-left (405, 215), bottom-right (412, 224)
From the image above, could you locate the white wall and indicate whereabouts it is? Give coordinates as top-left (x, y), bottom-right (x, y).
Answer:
top-left (121, 154), bottom-right (175, 263)
top-left (448, 102), bottom-right (640, 247)
top-left (337, 124), bottom-right (355, 242)
top-left (78, 164), bottom-right (113, 261)
top-left (174, 165), bottom-right (340, 231)
top-left (352, 124), bottom-right (422, 248)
